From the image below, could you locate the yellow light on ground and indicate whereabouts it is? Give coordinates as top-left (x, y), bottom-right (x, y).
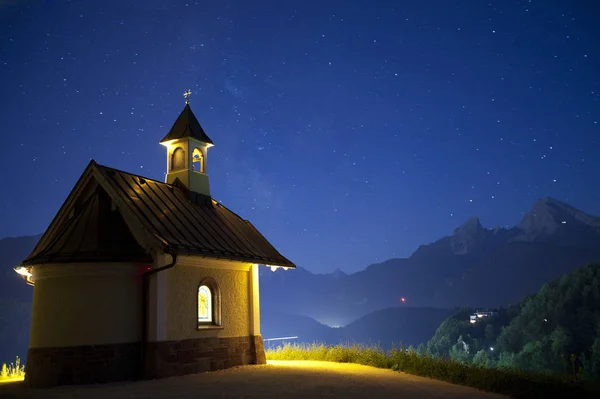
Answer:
top-left (0, 376), bottom-right (24, 384)
top-left (266, 360), bottom-right (375, 373)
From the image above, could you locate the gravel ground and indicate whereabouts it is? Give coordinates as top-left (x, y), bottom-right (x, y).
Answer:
top-left (0, 360), bottom-right (509, 399)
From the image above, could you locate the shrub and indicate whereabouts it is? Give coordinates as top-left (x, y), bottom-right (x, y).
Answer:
top-left (0, 356), bottom-right (25, 381)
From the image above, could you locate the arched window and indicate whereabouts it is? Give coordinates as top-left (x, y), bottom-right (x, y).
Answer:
top-left (197, 278), bottom-right (220, 327)
top-left (171, 147), bottom-right (185, 171)
top-left (192, 147), bottom-right (204, 173)
top-left (198, 285), bottom-right (212, 322)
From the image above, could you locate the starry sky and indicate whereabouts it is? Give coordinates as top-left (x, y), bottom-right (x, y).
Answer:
top-left (1, 0), bottom-right (599, 274)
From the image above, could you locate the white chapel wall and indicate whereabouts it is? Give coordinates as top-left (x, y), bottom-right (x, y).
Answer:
top-left (165, 260), bottom-right (251, 341)
top-left (29, 262), bottom-right (144, 348)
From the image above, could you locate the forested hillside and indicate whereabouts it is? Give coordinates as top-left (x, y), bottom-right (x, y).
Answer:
top-left (422, 262), bottom-right (600, 380)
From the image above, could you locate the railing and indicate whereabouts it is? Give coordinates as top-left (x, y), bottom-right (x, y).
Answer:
top-left (263, 336), bottom-right (298, 349)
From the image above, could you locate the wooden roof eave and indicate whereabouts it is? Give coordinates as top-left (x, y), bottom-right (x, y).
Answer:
top-left (166, 244), bottom-right (295, 268)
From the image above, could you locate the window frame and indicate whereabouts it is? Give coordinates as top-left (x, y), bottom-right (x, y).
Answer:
top-left (197, 277), bottom-right (222, 330)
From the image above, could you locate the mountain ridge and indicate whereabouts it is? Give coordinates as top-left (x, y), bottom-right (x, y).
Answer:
top-left (260, 197), bottom-right (600, 325)
top-left (2, 196), bottom-right (598, 276)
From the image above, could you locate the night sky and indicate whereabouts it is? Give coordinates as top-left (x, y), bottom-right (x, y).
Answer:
top-left (1, 0), bottom-right (599, 274)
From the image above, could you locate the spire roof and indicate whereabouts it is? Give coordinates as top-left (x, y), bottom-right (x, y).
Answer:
top-left (160, 103), bottom-right (214, 145)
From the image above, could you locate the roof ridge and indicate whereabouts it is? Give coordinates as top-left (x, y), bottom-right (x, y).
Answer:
top-left (22, 161), bottom-right (296, 268)
top-left (95, 163), bottom-right (169, 186)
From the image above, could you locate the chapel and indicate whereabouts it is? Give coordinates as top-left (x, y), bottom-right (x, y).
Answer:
top-left (14, 92), bottom-right (295, 388)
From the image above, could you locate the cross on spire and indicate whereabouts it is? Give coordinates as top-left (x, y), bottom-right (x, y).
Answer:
top-left (184, 89), bottom-right (192, 104)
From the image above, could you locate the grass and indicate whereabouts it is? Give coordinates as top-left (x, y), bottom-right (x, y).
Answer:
top-left (1, 344), bottom-right (597, 396)
top-left (0, 357), bottom-right (25, 382)
top-left (266, 342), bottom-right (600, 399)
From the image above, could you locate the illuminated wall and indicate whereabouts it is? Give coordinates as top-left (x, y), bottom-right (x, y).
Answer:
top-left (164, 260), bottom-right (252, 340)
top-left (29, 263), bottom-right (145, 348)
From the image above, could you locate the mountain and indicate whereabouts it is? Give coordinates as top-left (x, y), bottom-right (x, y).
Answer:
top-left (449, 216), bottom-right (489, 255)
top-left (514, 197), bottom-right (600, 247)
top-left (339, 306), bottom-right (456, 349)
top-left (329, 267), bottom-right (347, 279)
top-left (261, 306), bottom-right (455, 350)
top-left (261, 197), bottom-right (600, 325)
top-left (261, 308), bottom-right (339, 346)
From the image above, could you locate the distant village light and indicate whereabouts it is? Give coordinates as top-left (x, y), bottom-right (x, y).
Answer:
top-left (469, 309), bottom-right (498, 324)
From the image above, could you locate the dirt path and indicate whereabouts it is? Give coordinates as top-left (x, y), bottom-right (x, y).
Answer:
top-left (0, 360), bottom-right (508, 398)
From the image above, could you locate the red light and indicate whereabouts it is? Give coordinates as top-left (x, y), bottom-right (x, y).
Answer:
top-left (401, 297), bottom-right (406, 302)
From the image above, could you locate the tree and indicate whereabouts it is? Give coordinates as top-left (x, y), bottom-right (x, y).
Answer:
top-left (496, 351), bottom-right (516, 370)
top-left (550, 325), bottom-right (572, 358)
top-left (484, 324), bottom-right (495, 343)
top-left (473, 349), bottom-right (491, 368)
top-left (423, 263), bottom-right (600, 379)
top-left (581, 336), bottom-right (600, 379)
top-left (449, 335), bottom-right (472, 363)
top-left (513, 339), bottom-right (554, 373)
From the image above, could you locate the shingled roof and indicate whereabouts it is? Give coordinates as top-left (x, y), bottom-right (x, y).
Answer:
top-left (22, 161), bottom-right (295, 268)
top-left (160, 103), bottom-right (214, 145)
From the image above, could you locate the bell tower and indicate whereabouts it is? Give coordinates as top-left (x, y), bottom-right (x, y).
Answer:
top-left (160, 89), bottom-right (214, 197)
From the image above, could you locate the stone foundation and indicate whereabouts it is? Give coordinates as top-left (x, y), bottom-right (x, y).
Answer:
top-left (24, 335), bottom-right (266, 388)
top-left (144, 335), bottom-right (266, 379)
top-left (25, 342), bottom-right (141, 388)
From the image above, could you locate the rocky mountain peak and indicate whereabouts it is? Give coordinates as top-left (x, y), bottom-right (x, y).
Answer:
top-left (454, 216), bottom-right (483, 235)
top-left (450, 216), bottom-right (488, 255)
top-left (331, 267), bottom-right (348, 279)
top-left (516, 197), bottom-right (600, 241)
